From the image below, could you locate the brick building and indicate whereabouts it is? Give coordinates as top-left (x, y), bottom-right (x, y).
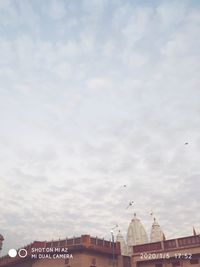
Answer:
top-left (0, 214), bottom-right (199, 267)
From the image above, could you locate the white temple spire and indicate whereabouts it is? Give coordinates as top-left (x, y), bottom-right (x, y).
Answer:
top-left (127, 213), bottom-right (148, 255)
top-left (116, 230), bottom-right (128, 256)
top-left (150, 217), bottom-right (165, 242)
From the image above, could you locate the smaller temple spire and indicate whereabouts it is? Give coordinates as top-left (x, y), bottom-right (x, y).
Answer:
top-left (150, 217), bottom-right (165, 243)
top-left (116, 230), bottom-right (128, 256)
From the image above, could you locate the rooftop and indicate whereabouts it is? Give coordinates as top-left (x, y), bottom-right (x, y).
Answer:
top-left (0, 235), bottom-right (120, 266)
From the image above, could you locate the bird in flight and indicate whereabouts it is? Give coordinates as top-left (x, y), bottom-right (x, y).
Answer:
top-left (185, 142), bottom-right (188, 145)
top-left (111, 224), bottom-right (118, 230)
top-left (126, 201), bottom-right (134, 209)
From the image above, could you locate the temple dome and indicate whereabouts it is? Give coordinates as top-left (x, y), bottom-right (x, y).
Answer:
top-left (116, 230), bottom-right (127, 256)
top-left (127, 213), bottom-right (148, 249)
top-left (150, 218), bottom-right (165, 242)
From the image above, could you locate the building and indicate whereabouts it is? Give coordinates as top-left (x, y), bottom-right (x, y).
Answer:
top-left (0, 235), bottom-right (123, 267)
top-left (131, 235), bottom-right (200, 267)
top-left (127, 213), bottom-right (149, 254)
top-left (0, 235), bottom-right (4, 254)
top-left (0, 214), bottom-right (199, 267)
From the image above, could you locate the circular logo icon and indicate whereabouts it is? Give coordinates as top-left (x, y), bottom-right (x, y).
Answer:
top-left (8, 249), bottom-right (17, 258)
top-left (18, 249), bottom-right (28, 258)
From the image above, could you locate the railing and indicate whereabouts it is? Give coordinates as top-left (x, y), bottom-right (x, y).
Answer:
top-left (163, 239), bottom-right (176, 249)
top-left (133, 242), bottom-right (162, 253)
top-left (133, 235), bottom-right (200, 254)
top-left (177, 235), bottom-right (200, 247)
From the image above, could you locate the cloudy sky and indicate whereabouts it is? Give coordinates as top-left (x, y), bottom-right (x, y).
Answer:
top-left (0, 0), bottom-right (200, 255)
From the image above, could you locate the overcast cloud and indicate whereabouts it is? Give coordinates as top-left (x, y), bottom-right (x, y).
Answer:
top-left (0, 0), bottom-right (200, 255)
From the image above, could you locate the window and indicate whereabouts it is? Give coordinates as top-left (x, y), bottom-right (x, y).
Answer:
top-left (190, 259), bottom-right (199, 264)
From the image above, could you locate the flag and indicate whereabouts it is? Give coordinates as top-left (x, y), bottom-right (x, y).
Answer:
top-left (162, 233), bottom-right (166, 241)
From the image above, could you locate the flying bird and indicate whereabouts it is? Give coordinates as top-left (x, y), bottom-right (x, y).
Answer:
top-left (185, 142), bottom-right (188, 145)
top-left (112, 224), bottom-right (118, 230)
top-left (126, 201), bottom-right (134, 209)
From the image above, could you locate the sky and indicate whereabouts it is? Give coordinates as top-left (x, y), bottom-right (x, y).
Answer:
top-left (0, 0), bottom-right (200, 255)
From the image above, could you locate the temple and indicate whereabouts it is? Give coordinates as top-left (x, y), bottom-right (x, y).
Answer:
top-left (0, 235), bottom-right (3, 254)
top-left (0, 214), bottom-right (199, 267)
top-left (127, 213), bottom-right (149, 254)
top-left (150, 218), bottom-right (165, 243)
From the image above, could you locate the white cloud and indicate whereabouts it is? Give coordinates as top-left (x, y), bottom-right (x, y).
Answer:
top-left (48, 0), bottom-right (67, 20)
top-left (87, 78), bottom-right (112, 90)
